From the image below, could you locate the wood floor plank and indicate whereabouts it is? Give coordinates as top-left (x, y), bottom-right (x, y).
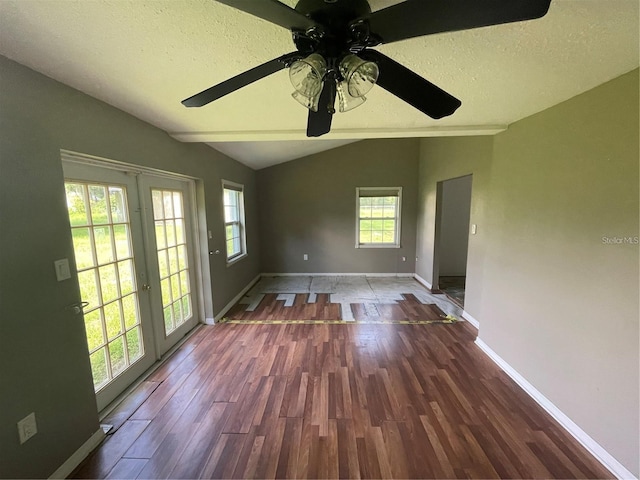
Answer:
top-left (101, 380), bottom-right (161, 432)
top-left (70, 420), bottom-right (150, 478)
top-left (201, 433), bottom-right (245, 479)
top-left (166, 402), bottom-right (229, 479)
top-left (381, 420), bottom-right (410, 479)
top-left (134, 433), bottom-right (183, 479)
top-left (123, 386), bottom-right (199, 459)
top-left (79, 316), bottom-right (614, 480)
top-left (104, 458), bottom-right (148, 479)
top-left (237, 432), bottom-right (265, 479)
top-left (254, 416), bottom-right (287, 479)
top-left (129, 373), bottom-right (190, 421)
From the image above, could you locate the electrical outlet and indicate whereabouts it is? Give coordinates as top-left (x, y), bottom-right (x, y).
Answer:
top-left (401, 256), bottom-right (406, 262)
top-left (303, 254), bottom-right (308, 261)
top-left (17, 412), bottom-right (37, 444)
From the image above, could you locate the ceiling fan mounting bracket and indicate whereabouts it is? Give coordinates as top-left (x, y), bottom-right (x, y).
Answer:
top-left (292, 0), bottom-right (375, 58)
top-left (294, 0), bottom-right (372, 27)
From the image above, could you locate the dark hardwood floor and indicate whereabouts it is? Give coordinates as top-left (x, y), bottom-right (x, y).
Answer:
top-left (71, 308), bottom-right (612, 479)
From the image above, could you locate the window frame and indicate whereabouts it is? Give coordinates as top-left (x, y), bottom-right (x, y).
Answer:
top-left (355, 187), bottom-right (402, 249)
top-left (222, 180), bottom-right (247, 265)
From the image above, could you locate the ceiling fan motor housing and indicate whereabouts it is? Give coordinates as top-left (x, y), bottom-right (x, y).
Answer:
top-left (295, 0), bottom-right (371, 27)
top-left (293, 0), bottom-right (375, 59)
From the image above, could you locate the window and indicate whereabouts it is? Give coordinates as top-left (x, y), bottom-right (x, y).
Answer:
top-left (222, 181), bottom-right (246, 262)
top-left (356, 187), bottom-right (402, 248)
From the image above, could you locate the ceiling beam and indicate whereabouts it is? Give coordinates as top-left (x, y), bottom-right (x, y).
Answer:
top-left (169, 125), bottom-right (508, 142)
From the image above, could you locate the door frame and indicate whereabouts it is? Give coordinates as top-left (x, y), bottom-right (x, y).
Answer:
top-left (61, 150), bottom-right (212, 407)
top-left (432, 174), bottom-right (473, 295)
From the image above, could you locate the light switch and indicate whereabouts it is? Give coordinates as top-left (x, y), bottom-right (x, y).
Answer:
top-left (17, 412), bottom-right (37, 444)
top-left (54, 258), bottom-right (71, 281)
top-left (471, 224), bottom-right (477, 235)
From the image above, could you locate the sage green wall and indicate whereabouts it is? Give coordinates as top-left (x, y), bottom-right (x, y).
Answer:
top-left (417, 69), bottom-right (639, 475)
top-left (416, 136), bottom-right (493, 317)
top-left (480, 69), bottom-right (639, 476)
top-left (0, 55), bottom-right (260, 478)
top-left (257, 139), bottom-right (419, 274)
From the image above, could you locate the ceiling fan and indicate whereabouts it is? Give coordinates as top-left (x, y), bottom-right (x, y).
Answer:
top-left (182, 0), bottom-right (552, 137)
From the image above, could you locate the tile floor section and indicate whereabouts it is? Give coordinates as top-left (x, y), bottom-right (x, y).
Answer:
top-left (237, 276), bottom-right (464, 321)
top-left (438, 276), bottom-right (466, 307)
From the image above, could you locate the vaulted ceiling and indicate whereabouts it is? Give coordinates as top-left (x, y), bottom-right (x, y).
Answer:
top-left (0, 0), bottom-right (637, 169)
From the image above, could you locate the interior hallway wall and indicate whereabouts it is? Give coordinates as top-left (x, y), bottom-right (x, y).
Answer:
top-left (257, 138), bottom-right (419, 274)
top-left (437, 175), bottom-right (473, 277)
top-left (417, 68), bottom-right (639, 476)
top-left (479, 69), bottom-right (639, 476)
top-left (0, 55), bottom-right (260, 478)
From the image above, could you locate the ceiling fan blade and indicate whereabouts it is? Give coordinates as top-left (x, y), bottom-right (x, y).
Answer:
top-left (307, 81), bottom-right (336, 137)
top-left (360, 50), bottom-right (461, 119)
top-left (182, 52), bottom-right (302, 107)
top-left (216, 0), bottom-right (318, 32)
top-left (360, 0), bottom-right (551, 44)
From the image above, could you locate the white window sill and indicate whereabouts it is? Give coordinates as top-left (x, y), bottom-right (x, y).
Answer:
top-left (226, 253), bottom-right (247, 267)
top-left (356, 244), bottom-right (401, 249)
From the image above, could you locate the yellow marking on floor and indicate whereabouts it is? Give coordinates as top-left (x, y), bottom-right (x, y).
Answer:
top-left (219, 318), bottom-right (458, 325)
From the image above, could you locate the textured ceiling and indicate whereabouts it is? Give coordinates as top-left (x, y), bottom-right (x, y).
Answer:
top-left (0, 0), bottom-right (638, 169)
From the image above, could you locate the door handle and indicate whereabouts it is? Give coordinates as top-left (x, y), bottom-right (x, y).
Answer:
top-left (66, 301), bottom-right (89, 315)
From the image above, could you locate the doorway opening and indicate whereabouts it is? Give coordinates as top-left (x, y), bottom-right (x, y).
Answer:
top-left (432, 174), bottom-right (472, 307)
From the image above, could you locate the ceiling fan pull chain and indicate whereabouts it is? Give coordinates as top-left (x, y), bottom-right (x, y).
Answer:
top-left (326, 80), bottom-right (336, 115)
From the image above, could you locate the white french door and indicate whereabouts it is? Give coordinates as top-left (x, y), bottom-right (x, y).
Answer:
top-left (63, 160), bottom-right (200, 411)
top-left (139, 175), bottom-right (199, 354)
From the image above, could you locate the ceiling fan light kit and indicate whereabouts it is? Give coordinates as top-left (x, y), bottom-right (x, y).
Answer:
top-left (182, 0), bottom-right (552, 137)
top-left (289, 53), bottom-right (326, 98)
top-left (336, 80), bottom-right (366, 113)
top-left (339, 54), bottom-right (379, 98)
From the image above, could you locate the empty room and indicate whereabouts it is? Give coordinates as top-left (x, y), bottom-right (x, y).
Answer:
top-left (0, 1), bottom-right (638, 479)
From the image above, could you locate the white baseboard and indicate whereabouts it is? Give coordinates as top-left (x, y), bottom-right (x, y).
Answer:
top-left (214, 274), bottom-right (261, 322)
top-left (49, 428), bottom-right (105, 479)
top-left (413, 273), bottom-right (433, 290)
top-left (475, 338), bottom-right (635, 480)
top-left (261, 272), bottom-right (415, 277)
top-left (462, 310), bottom-right (480, 328)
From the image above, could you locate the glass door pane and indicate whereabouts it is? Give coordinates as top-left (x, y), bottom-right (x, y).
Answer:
top-left (151, 189), bottom-right (193, 336)
top-left (65, 181), bottom-right (145, 391)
